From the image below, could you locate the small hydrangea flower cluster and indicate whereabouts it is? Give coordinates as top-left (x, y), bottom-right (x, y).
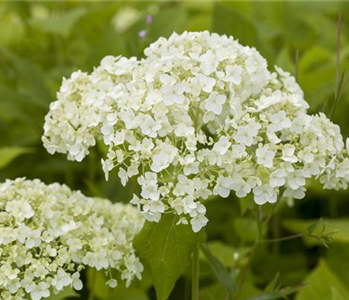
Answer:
top-left (0, 178), bottom-right (144, 300)
top-left (42, 31), bottom-right (349, 232)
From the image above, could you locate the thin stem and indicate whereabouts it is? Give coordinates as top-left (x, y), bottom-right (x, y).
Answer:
top-left (264, 233), bottom-right (303, 243)
top-left (88, 270), bottom-right (96, 300)
top-left (184, 271), bottom-right (191, 300)
top-left (295, 49), bottom-right (299, 82)
top-left (236, 206), bottom-right (262, 299)
top-left (329, 12), bottom-right (343, 118)
top-left (336, 12), bottom-right (342, 92)
top-left (192, 245), bottom-right (200, 300)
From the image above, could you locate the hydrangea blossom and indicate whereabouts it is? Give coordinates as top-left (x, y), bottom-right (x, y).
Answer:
top-left (42, 31), bottom-right (349, 232)
top-left (0, 178), bottom-right (144, 300)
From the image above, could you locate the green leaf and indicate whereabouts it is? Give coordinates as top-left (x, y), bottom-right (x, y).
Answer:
top-left (46, 287), bottom-right (78, 300)
top-left (0, 147), bottom-right (33, 169)
top-left (275, 47), bottom-right (296, 76)
top-left (87, 268), bottom-right (150, 300)
top-left (264, 273), bottom-right (281, 293)
top-left (134, 214), bottom-right (205, 300)
top-left (201, 243), bottom-right (237, 292)
top-left (254, 253), bottom-right (308, 290)
top-left (200, 283), bottom-right (229, 300)
top-left (212, 3), bottom-right (258, 47)
top-left (108, 288), bottom-right (149, 300)
top-left (207, 241), bottom-right (245, 268)
top-left (0, 48), bottom-right (52, 105)
top-left (332, 287), bottom-right (349, 300)
top-left (232, 218), bottom-right (267, 243)
top-left (149, 6), bottom-right (187, 40)
top-left (31, 7), bottom-right (87, 37)
top-left (296, 260), bottom-right (349, 300)
top-left (327, 243), bottom-right (349, 289)
top-left (245, 285), bottom-right (301, 300)
top-left (239, 198), bottom-right (252, 216)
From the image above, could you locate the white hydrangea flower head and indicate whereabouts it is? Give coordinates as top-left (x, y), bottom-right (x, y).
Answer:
top-left (0, 178), bottom-right (144, 300)
top-left (42, 31), bottom-right (349, 232)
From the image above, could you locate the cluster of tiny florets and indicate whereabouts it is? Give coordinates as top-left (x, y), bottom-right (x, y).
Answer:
top-left (0, 178), bottom-right (144, 300)
top-left (42, 31), bottom-right (349, 232)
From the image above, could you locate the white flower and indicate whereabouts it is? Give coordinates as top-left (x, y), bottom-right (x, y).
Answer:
top-left (224, 65), bottom-right (242, 84)
top-left (214, 176), bottom-right (233, 198)
top-left (196, 74), bottom-right (216, 93)
top-left (269, 169), bottom-right (286, 188)
top-left (6, 201), bottom-right (34, 222)
top-left (138, 172), bottom-right (160, 201)
top-left (101, 158), bottom-right (114, 181)
top-left (160, 74), bottom-right (186, 105)
top-left (205, 92), bottom-right (226, 115)
top-left (283, 186), bottom-right (306, 200)
top-left (281, 145), bottom-right (297, 163)
top-left (253, 185), bottom-right (277, 205)
top-left (287, 171), bottom-right (306, 190)
top-left (140, 116), bottom-right (161, 137)
top-left (256, 145), bottom-right (275, 168)
top-left (106, 279), bottom-right (118, 288)
top-left (0, 178), bottom-right (144, 299)
top-left (42, 31), bottom-right (349, 232)
top-left (30, 282), bottom-right (50, 300)
top-left (269, 111), bottom-right (291, 130)
top-left (213, 136), bottom-right (231, 155)
top-left (184, 162), bottom-right (199, 176)
top-left (191, 214), bottom-right (209, 233)
top-left (151, 143), bottom-right (178, 173)
top-left (53, 269), bottom-right (71, 291)
top-left (233, 119), bottom-right (260, 147)
top-left (230, 179), bottom-right (251, 198)
top-left (72, 272), bottom-right (83, 291)
top-left (174, 123), bottom-right (195, 137)
top-left (118, 168), bottom-right (128, 186)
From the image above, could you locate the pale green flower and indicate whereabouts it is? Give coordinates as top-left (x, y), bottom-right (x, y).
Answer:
top-left (0, 178), bottom-right (144, 300)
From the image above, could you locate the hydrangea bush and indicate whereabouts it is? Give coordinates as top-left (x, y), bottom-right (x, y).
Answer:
top-left (0, 178), bottom-right (144, 300)
top-left (43, 31), bottom-right (349, 232)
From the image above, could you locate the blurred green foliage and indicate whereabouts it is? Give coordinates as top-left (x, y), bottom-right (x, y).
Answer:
top-left (1, 1), bottom-right (349, 300)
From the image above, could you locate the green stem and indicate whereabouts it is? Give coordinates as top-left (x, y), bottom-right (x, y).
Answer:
top-left (192, 245), bottom-right (200, 300)
top-left (236, 206), bottom-right (263, 299)
top-left (88, 269), bottom-right (96, 300)
top-left (264, 233), bottom-right (303, 243)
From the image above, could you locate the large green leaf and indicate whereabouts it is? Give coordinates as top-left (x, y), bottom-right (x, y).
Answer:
top-left (201, 243), bottom-right (237, 293)
top-left (87, 267), bottom-right (150, 300)
top-left (31, 7), bottom-right (87, 37)
top-left (296, 260), bottom-right (349, 300)
top-left (149, 6), bottom-right (187, 40)
top-left (0, 147), bottom-right (33, 169)
top-left (212, 3), bottom-right (258, 47)
top-left (134, 214), bottom-right (205, 300)
top-left (332, 288), bottom-right (348, 300)
top-left (327, 243), bottom-right (349, 289)
top-left (207, 241), bottom-right (248, 268)
top-left (201, 281), bottom-right (260, 300)
top-left (200, 283), bottom-right (230, 300)
top-left (0, 48), bottom-right (52, 105)
top-left (46, 287), bottom-right (78, 300)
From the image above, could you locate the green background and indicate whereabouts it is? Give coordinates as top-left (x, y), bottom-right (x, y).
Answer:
top-left (0, 1), bottom-right (349, 300)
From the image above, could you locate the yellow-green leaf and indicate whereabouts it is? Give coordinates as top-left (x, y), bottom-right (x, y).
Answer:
top-left (296, 260), bottom-right (349, 300)
top-left (0, 147), bottom-right (33, 169)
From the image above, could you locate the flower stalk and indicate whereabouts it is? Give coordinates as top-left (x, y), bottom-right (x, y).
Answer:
top-left (192, 245), bottom-right (200, 300)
